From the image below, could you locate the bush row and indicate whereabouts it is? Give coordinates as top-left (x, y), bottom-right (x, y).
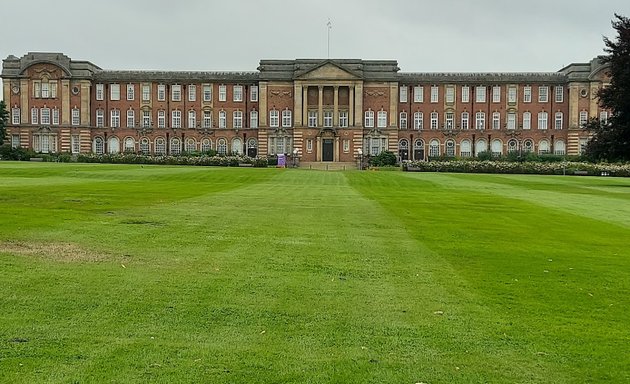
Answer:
top-left (404, 160), bottom-right (630, 177)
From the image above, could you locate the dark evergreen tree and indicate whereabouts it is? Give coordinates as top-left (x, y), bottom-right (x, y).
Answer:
top-left (585, 14), bottom-right (630, 162)
top-left (0, 100), bottom-right (8, 146)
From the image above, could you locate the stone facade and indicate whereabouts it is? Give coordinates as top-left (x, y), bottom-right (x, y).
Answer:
top-left (1, 52), bottom-right (611, 160)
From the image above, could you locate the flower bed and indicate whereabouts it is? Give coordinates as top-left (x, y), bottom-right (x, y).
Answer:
top-left (403, 160), bottom-right (630, 177)
top-left (72, 153), bottom-right (269, 167)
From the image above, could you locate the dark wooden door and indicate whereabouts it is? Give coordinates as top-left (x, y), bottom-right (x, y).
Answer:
top-left (322, 139), bottom-right (334, 162)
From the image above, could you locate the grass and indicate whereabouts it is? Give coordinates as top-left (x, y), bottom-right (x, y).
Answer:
top-left (0, 162), bottom-right (629, 383)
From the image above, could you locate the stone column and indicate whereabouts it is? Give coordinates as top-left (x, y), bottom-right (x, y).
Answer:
top-left (316, 136), bottom-right (322, 161)
top-left (349, 85), bottom-right (354, 127)
top-left (294, 83), bottom-right (303, 127)
top-left (335, 137), bottom-right (340, 161)
top-left (354, 83), bottom-right (363, 128)
top-left (333, 86), bottom-right (339, 127)
top-left (318, 86), bottom-right (324, 127)
top-left (61, 80), bottom-right (70, 125)
top-left (303, 86), bottom-right (308, 127)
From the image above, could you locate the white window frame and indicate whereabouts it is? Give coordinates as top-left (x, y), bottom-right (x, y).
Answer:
top-left (219, 110), bottom-right (227, 128)
top-left (430, 86), bottom-right (439, 103)
top-left (40, 108), bottom-right (51, 125)
top-left (445, 112), bottom-right (454, 129)
top-left (475, 86), bottom-right (486, 103)
top-left (554, 112), bottom-right (563, 130)
top-left (142, 84), bottom-right (151, 101)
top-left (250, 110), bottom-right (258, 128)
top-left (475, 111), bottom-right (485, 130)
top-left (523, 112), bottom-right (531, 130)
top-left (171, 84), bottom-right (182, 102)
top-left (507, 112), bottom-right (516, 130)
top-left (110, 109), bottom-right (120, 128)
top-left (413, 86), bottom-right (423, 102)
top-left (339, 111), bottom-right (348, 127)
top-left (188, 110), bottom-right (196, 128)
top-left (127, 84), bottom-right (135, 101)
top-left (269, 110), bottom-right (279, 127)
top-left (523, 86), bottom-right (532, 103)
top-left (308, 111), bottom-right (318, 127)
top-left (127, 109), bottom-right (135, 128)
top-left (96, 109), bottom-right (104, 127)
top-left (323, 111), bottom-right (333, 127)
top-left (157, 110), bottom-right (166, 128)
top-left (538, 112), bottom-right (548, 130)
top-left (461, 86), bottom-right (470, 103)
top-left (461, 112), bottom-right (469, 130)
top-left (52, 109), bottom-right (59, 125)
top-left (233, 110), bottom-right (243, 129)
top-left (282, 109), bottom-right (292, 128)
top-left (445, 87), bottom-right (455, 104)
top-left (142, 110), bottom-right (151, 128)
top-left (71, 108), bottom-right (80, 126)
top-left (430, 112), bottom-right (438, 129)
top-left (413, 112), bottom-right (423, 130)
top-left (508, 86), bottom-right (517, 104)
top-left (188, 84), bottom-right (196, 102)
top-left (203, 111), bottom-right (212, 128)
top-left (203, 84), bottom-right (212, 101)
top-left (579, 111), bottom-right (588, 127)
top-left (538, 86), bottom-right (549, 103)
top-left (71, 134), bottom-right (80, 154)
top-left (250, 85), bottom-right (258, 102)
top-left (158, 84), bottom-right (166, 101)
top-left (219, 85), bottom-right (227, 102)
top-left (399, 111), bottom-right (407, 129)
top-left (492, 112), bottom-right (500, 130)
top-left (377, 111), bottom-right (387, 128)
top-left (96, 84), bottom-right (104, 100)
top-left (110, 84), bottom-right (120, 101)
top-left (555, 86), bottom-right (564, 103)
top-left (364, 110), bottom-right (374, 128)
top-left (399, 86), bottom-right (408, 103)
top-left (233, 85), bottom-right (243, 102)
top-left (172, 110), bottom-right (182, 128)
top-left (492, 85), bottom-right (501, 103)
top-left (12, 107), bottom-right (21, 124)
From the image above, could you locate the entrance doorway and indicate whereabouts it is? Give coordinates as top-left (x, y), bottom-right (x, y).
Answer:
top-left (322, 139), bottom-right (334, 161)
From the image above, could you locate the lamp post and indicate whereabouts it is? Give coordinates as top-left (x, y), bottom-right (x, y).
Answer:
top-left (292, 148), bottom-right (298, 168)
top-left (357, 148), bottom-right (363, 170)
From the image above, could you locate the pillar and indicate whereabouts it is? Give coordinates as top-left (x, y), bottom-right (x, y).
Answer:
top-left (333, 86), bottom-right (339, 127)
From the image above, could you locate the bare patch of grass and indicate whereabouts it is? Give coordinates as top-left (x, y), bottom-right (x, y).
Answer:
top-left (0, 241), bottom-right (111, 263)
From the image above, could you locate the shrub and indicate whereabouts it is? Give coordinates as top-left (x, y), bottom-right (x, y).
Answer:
top-left (369, 151), bottom-right (397, 167)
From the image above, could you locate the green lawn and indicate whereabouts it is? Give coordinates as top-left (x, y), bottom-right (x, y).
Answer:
top-left (0, 162), bottom-right (629, 383)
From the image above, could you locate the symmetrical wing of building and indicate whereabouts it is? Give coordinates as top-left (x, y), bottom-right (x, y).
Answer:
top-left (1, 52), bottom-right (610, 161)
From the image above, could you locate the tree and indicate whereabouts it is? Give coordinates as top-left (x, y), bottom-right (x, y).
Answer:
top-left (585, 14), bottom-right (630, 162)
top-left (0, 100), bottom-right (8, 146)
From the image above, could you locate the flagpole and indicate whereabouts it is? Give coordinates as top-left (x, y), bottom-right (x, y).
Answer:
top-left (327, 19), bottom-right (332, 58)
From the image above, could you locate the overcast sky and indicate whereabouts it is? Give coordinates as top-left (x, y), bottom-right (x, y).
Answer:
top-left (2, 0), bottom-right (629, 73)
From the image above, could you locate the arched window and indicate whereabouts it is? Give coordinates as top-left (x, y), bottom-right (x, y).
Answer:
top-left (475, 139), bottom-right (487, 155)
top-left (201, 138), bottom-right (212, 153)
top-left (171, 138), bottom-right (181, 155)
top-left (491, 139), bottom-right (503, 156)
top-left (108, 137), bottom-right (120, 154)
top-left (460, 139), bottom-right (472, 157)
top-left (124, 137), bottom-right (135, 153)
top-left (399, 139), bottom-right (409, 150)
top-left (523, 139), bottom-right (534, 153)
top-left (185, 138), bottom-right (197, 153)
top-left (93, 137), bottom-right (104, 154)
top-left (507, 139), bottom-right (518, 153)
top-left (445, 139), bottom-right (455, 157)
top-left (429, 139), bottom-right (440, 157)
top-left (232, 138), bottom-right (242, 155)
top-left (140, 138), bottom-right (150, 154)
top-left (554, 140), bottom-right (566, 155)
top-left (538, 139), bottom-right (550, 154)
top-left (217, 138), bottom-right (227, 155)
top-left (155, 137), bottom-right (166, 155)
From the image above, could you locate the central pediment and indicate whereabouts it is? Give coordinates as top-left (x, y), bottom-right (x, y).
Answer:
top-left (294, 61), bottom-right (362, 81)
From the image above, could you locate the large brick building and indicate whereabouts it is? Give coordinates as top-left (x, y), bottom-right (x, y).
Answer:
top-left (1, 52), bottom-right (610, 162)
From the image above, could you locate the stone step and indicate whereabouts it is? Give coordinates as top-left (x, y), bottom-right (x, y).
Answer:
top-left (298, 162), bottom-right (358, 171)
